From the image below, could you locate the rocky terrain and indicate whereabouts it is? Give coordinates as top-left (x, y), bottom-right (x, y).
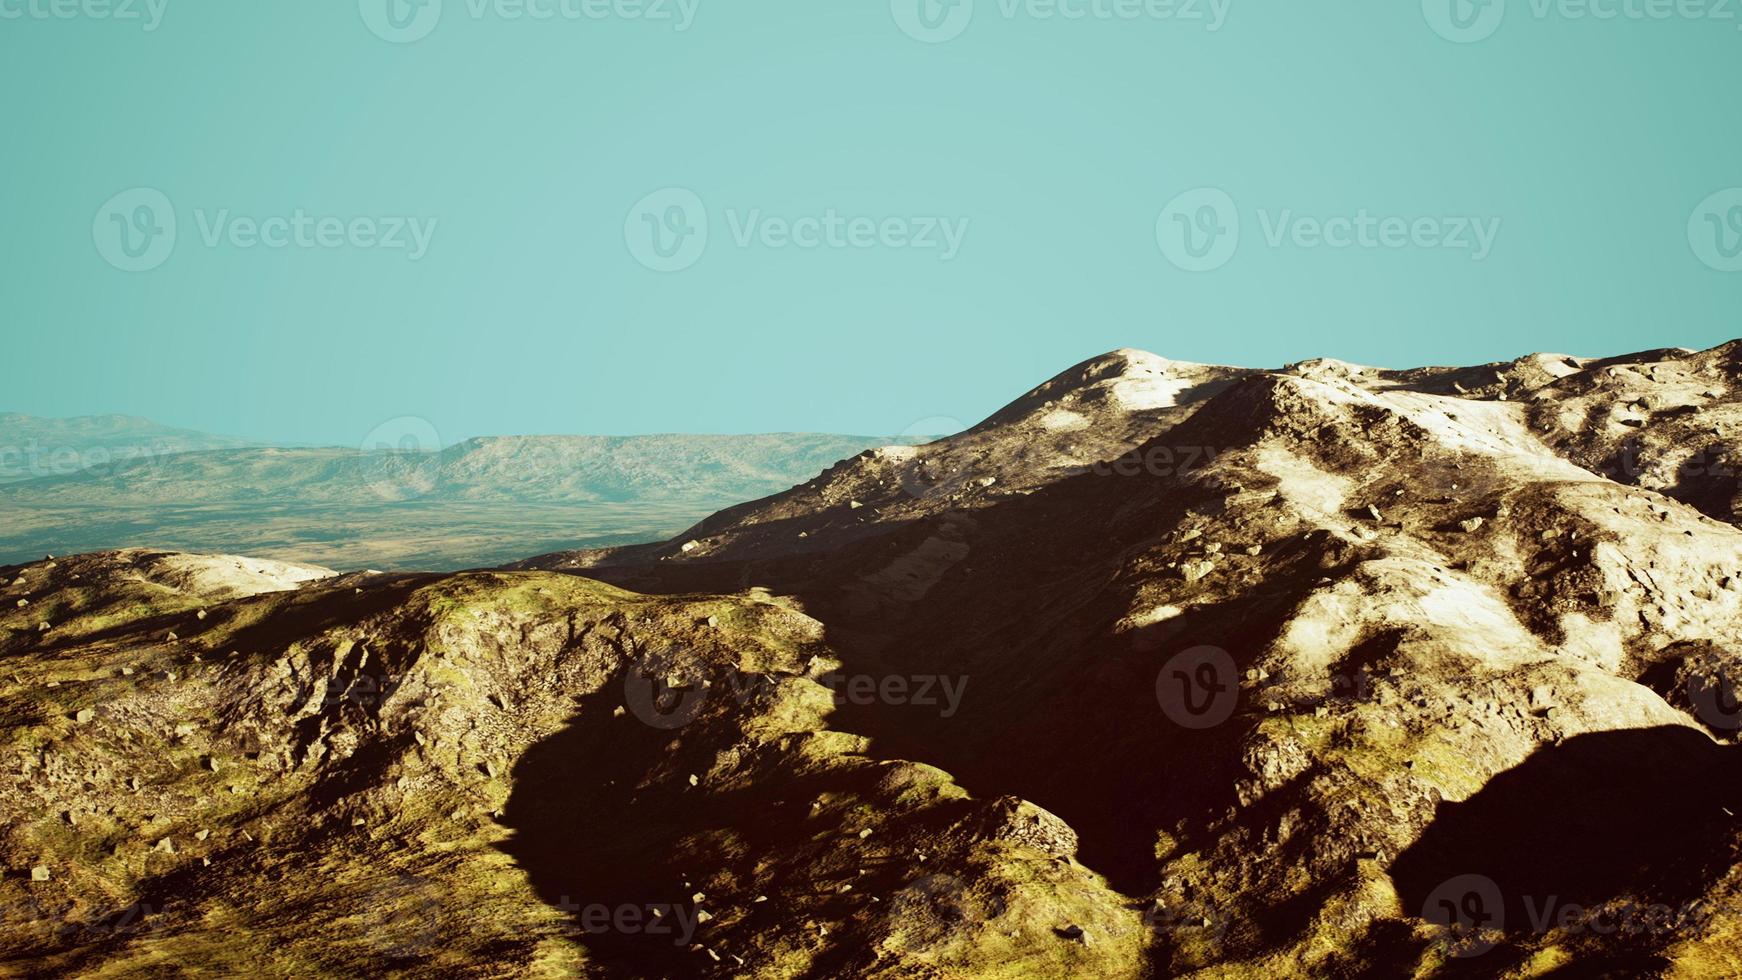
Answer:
top-left (7, 344), bottom-right (1742, 976)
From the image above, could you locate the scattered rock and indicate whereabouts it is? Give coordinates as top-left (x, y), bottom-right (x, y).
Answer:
top-left (1181, 560), bottom-right (1216, 583)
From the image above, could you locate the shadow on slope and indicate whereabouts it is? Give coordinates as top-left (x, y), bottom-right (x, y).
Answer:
top-left (495, 685), bottom-right (739, 976)
top-left (496, 681), bottom-right (983, 978)
top-left (544, 402), bottom-right (1402, 901)
top-left (1390, 726), bottom-right (1742, 967)
top-left (571, 498), bottom-right (1346, 901)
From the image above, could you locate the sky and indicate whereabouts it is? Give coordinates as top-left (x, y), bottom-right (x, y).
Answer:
top-left (2, 0), bottom-right (1739, 448)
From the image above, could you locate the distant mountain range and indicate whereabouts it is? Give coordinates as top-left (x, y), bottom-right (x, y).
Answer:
top-left (0, 417), bottom-right (899, 568)
top-left (0, 433), bottom-right (899, 504)
top-left (0, 413), bottom-right (254, 483)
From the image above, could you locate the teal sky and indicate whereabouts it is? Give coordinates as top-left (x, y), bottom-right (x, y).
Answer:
top-left (2, 1), bottom-right (1738, 447)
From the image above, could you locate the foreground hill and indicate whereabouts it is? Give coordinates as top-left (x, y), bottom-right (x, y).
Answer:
top-left (6, 344), bottom-right (1742, 976)
top-left (0, 550), bottom-right (1110, 976)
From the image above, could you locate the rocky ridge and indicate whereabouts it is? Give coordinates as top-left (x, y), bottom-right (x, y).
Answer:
top-left (519, 341), bottom-right (1742, 976)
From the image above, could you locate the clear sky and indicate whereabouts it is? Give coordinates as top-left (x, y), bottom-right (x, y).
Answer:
top-left (2, 1), bottom-right (1738, 447)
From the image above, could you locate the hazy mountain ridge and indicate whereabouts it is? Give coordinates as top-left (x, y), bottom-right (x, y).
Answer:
top-left (0, 434), bottom-right (898, 505)
top-left (0, 413), bottom-right (254, 484)
top-left (0, 432), bottom-right (900, 571)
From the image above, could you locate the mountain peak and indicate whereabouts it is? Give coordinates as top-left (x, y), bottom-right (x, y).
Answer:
top-left (981, 349), bottom-right (1246, 430)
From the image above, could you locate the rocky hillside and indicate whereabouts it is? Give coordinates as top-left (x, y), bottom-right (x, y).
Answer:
top-left (516, 342), bottom-right (1742, 976)
top-left (0, 550), bottom-right (1115, 977)
top-left (6, 344), bottom-right (1742, 977)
